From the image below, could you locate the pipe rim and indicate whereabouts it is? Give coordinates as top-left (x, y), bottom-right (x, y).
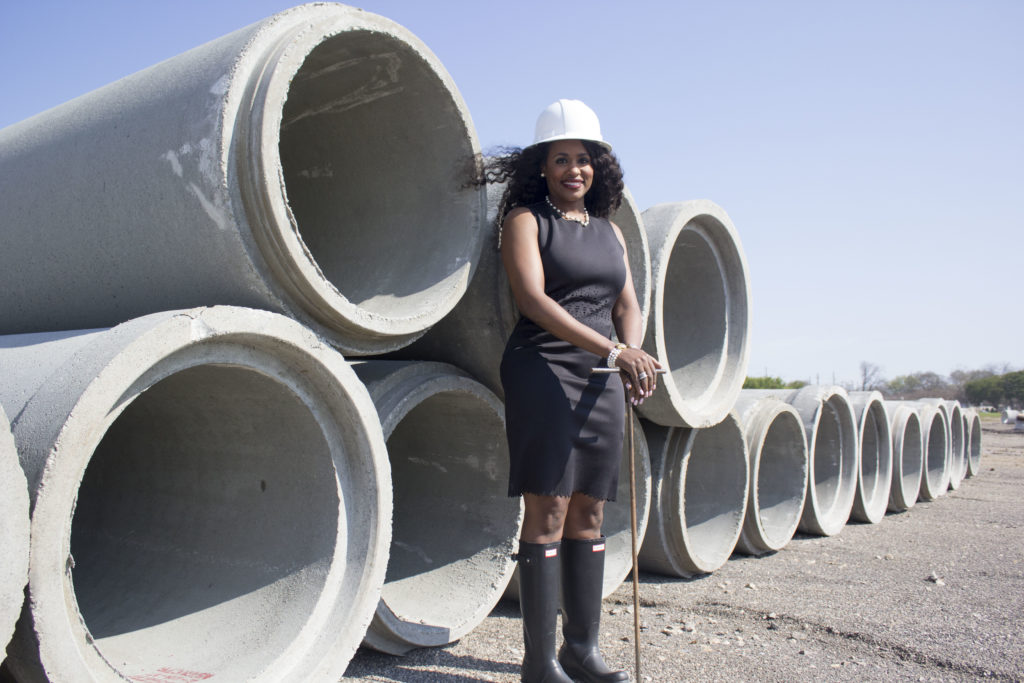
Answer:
top-left (23, 308), bottom-right (390, 681)
top-left (237, 6), bottom-right (485, 349)
top-left (743, 401), bottom-right (808, 553)
top-left (798, 387), bottom-right (859, 536)
top-left (357, 362), bottom-right (520, 653)
top-left (644, 201), bottom-right (751, 427)
top-left (0, 405), bottom-right (30, 649)
top-left (853, 397), bottom-right (892, 523)
top-left (888, 406), bottom-right (922, 511)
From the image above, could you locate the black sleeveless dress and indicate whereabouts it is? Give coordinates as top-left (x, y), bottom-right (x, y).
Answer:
top-left (500, 201), bottom-right (627, 501)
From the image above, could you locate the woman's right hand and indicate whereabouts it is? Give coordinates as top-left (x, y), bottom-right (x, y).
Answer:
top-left (616, 347), bottom-right (662, 405)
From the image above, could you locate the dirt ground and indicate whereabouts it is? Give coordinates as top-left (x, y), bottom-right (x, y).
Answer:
top-left (344, 416), bottom-right (1024, 682)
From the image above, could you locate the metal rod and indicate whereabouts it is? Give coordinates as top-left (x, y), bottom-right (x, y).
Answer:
top-left (591, 367), bottom-right (668, 375)
top-left (625, 391), bottom-right (642, 682)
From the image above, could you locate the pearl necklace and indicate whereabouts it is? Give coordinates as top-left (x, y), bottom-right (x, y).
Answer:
top-left (546, 195), bottom-right (590, 226)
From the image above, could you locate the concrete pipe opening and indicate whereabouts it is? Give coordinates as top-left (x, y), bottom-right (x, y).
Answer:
top-left (267, 18), bottom-right (483, 345)
top-left (638, 201), bottom-right (751, 428)
top-left (918, 406), bottom-right (948, 502)
top-left (1, 406), bottom-right (30, 651)
top-left (639, 415), bottom-right (749, 577)
top-left (0, 5), bottom-right (484, 355)
top-left (733, 397), bottom-right (808, 556)
top-left (352, 361), bottom-right (520, 655)
top-left (849, 393), bottom-right (892, 524)
top-left (792, 388), bottom-right (858, 537)
top-left (965, 411), bottom-right (982, 477)
top-left (888, 406), bottom-right (923, 512)
top-left (0, 308), bottom-right (390, 682)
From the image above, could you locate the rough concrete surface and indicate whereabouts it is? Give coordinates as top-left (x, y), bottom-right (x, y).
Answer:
top-left (344, 416), bottom-right (1024, 682)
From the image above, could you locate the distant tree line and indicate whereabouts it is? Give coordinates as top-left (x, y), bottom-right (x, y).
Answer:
top-left (745, 363), bottom-right (1021, 408)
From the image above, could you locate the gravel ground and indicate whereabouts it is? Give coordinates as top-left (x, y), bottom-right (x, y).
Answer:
top-left (344, 417), bottom-right (1024, 682)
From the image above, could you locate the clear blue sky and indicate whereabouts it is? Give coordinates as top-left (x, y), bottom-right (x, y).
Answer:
top-left (2, 1), bottom-right (1020, 386)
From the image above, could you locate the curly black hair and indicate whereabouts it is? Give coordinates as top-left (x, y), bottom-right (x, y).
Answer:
top-left (482, 141), bottom-right (625, 226)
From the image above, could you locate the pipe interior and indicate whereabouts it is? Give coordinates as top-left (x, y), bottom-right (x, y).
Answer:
top-left (949, 407), bottom-right (964, 475)
top-left (755, 411), bottom-right (807, 547)
top-left (683, 420), bottom-right (746, 563)
top-left (899, 414), bottom-right (923, 499)
top-left (968, 415), bottom-right (982, 469)
top-left (923, 414), bottom-right (947, 492)
top-left (279, 30), bottom-right (476, 319)
top-left (662, 220), bottom-right (728, 401)
top-left (70, 365), bottom-right (339, 679)
top-left (860, 405), bottom-right (884, 503)
top-left (384, 391), bottom-right (516, 628)
top-left (811, 401), bottom-right (843, 513)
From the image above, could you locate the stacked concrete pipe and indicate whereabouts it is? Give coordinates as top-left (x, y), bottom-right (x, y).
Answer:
top-left (921, 399), bottom-right (965, 490)
top-left (0, 406), bottom-right (30, 655)
top-left (0, 4), bottom-right (485, 355)
top-left (890, 402), bottom-right (949, 502)
top-left (639, 413), bottom-right (749, 577)
top-left (847, 391), bottom-right (892, 524)
top-left (504, 410), bottom-right (652, 601)
top-left (636, 201), bottom-right (751, 428)
top-left (732, 395), bottom-right (808, 556)
top-left (744, 386), bottom-right (859, 536)
top-left (886, 404), bottom-right (923, 512)
top-left (349, 361), bottom-right (521, 655)
top-left (0, 307), bottom-right (392, 683)
top-left (389, 181), bottom-right (652, 399)
top-left (964, 409), bottom-right (982, 477)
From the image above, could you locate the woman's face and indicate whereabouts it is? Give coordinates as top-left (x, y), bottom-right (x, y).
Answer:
top-left (541, 140), bottom-right (594, 205)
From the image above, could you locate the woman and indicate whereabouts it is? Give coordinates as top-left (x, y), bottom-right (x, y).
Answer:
top-left (493, 99), bottom-right (661, 682)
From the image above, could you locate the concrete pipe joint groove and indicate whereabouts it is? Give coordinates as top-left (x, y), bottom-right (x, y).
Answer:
top-left (887, 404), bottom-right (924, 512)
top-left (847, 392), bottom-right (893, 524)
top-left (388, 182), bottom-right (653, 402)
top-left (0, 4), bottom-right (486, 355)
top-left (731, 394), bottom-right (809, 556)
top-left (0, 405), bottom-right (30, 653)
top-left (350, 360), bottom-right (522, 655)
top-left (503, 409), bottom-right (653, 602)
top-left (744, 386), bottom-right (860, 537)
top-left (637, 201), bottom-right (752, 429)
top-left (639, 413), bottom-right (749, 577)
top-left (0, 307), bottom-right (392, 683)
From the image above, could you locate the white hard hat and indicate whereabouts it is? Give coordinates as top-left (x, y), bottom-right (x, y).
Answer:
top-left (531, 99), bottom-right (611, 151)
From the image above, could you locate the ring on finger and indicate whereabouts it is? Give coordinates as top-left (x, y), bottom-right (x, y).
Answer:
top-left (638, 371), bottom-right (648, 380)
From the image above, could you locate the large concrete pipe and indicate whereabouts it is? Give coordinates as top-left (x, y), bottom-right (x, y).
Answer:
top-left (349, 361), bottom-right (521, 655)
top-left (0, 406), bottom-right (29, 655)
top-left (503, 409), bottom-right (652, 601)
top-left (1000, 408), bottom-right (1018, 425)
top-left (964, 409), bottom-right (982, 477)
top-left (388, 181), bottom-right (652, 399)
top-left (886, 404), bottom-right (923, 512)
top-left (0, 307), bottom-right (391, 682)
top-left (732, 394), bottom-right (808, 556)
top-left (745, 386), bottom-right (859, 536)
top-left (921, 399), bottom-right (965, 490)
top-left (636, 201), bottom-right (751, 428)
top-left (0, 4), bottom-right (484, 355)
top-left (847, 392), bottom-right (892, 524)
top-left (890, 402), bottom-right (949, 502)
top-left (639, 413), bottom-right (749, 577)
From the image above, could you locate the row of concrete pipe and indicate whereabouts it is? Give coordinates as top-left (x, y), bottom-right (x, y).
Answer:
top-left (0, 4), bottom-right (984, 681)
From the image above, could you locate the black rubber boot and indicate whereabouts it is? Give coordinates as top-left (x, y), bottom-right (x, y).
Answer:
top-left (517, 540), bottom-right (574, 682)
top-left (558, 537), bottom-right (629, 682)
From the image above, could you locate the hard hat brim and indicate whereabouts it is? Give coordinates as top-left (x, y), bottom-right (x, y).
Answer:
top-left (527, 133), bottom-right (613, 152)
